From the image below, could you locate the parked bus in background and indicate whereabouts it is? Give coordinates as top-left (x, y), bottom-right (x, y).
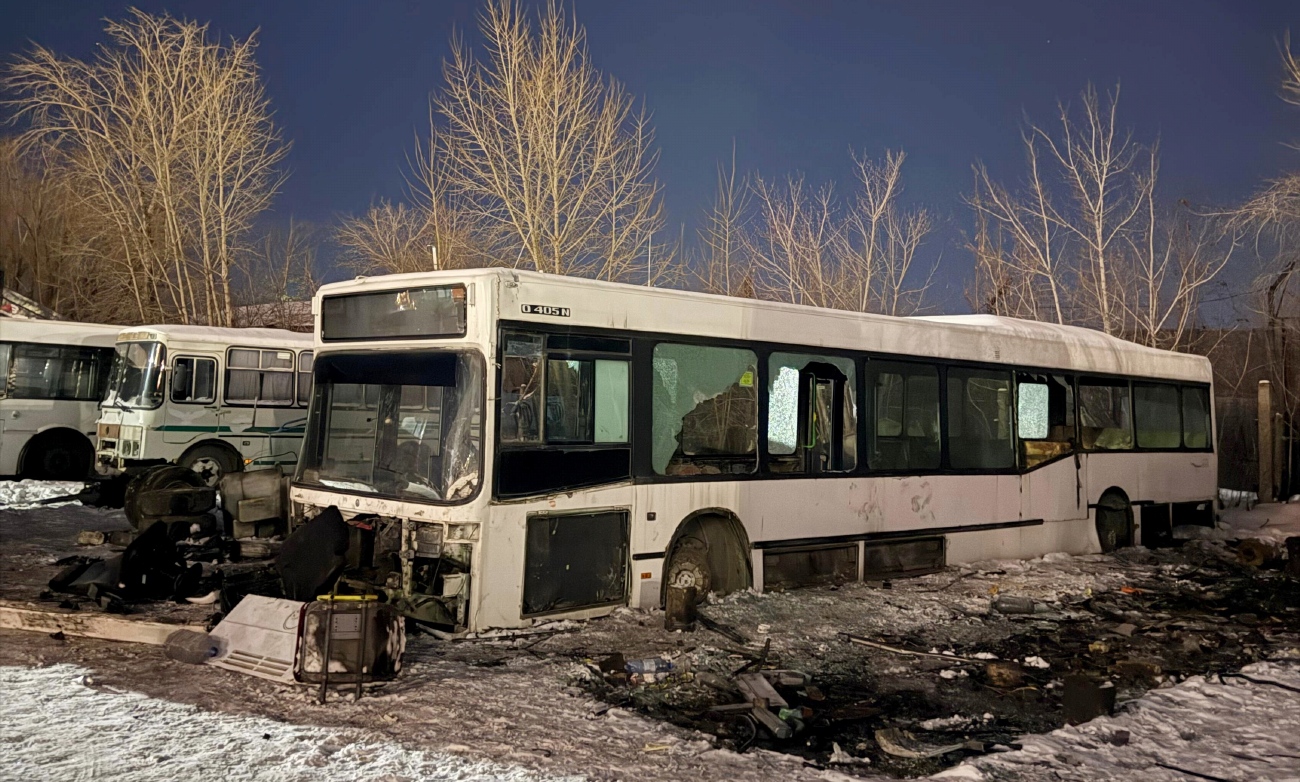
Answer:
top-left (96, 326), bottom-right (315, 486)
top-left (290, 269), bottom-right (1216, 632)
top-left (0, 317), bottom-right (121, 480)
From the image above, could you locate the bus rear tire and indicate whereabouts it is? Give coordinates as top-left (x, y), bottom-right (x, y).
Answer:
top-left (1095, 491), bottom-right (1134, 553)
top-left (179, 444), bottom-right (242, 487)
top-left (20, 430), bottom-right (93, 481)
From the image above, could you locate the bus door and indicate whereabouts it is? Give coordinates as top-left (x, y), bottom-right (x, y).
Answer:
top-left (164, 355), bottom-right (220, 445)
top-left (796, 362), bottom-right (850, 474)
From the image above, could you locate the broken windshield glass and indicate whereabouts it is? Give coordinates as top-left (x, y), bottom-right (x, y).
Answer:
top-left (103, 341), bottom-right (166, 409)
top-left (297, 350), bottom-right (484, 504)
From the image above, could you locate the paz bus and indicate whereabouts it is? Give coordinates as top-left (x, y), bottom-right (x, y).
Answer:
top-left (0, 317), bottom-right (120, 479)
top-left (95, 325), bottom-right (315, 486)
top-left (290, 269), bottom-right (1215, 631)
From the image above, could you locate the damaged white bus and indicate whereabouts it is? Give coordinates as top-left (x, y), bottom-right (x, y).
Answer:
top-left (96, 326), bottom-right (315, 486)
top-left (290, 269), bottom-right (1215, 631)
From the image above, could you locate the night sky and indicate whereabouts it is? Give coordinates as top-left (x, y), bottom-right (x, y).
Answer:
top-left (3, 0), bottom-right (1298, 306)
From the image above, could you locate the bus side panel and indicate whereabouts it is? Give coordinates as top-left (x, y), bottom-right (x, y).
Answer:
top-left (476, 483), bottom-right (635, 631)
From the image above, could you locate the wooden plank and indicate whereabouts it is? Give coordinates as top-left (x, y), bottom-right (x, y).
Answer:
top-left (0, 600), bottom-right (205, 646)
top-left (735, 672), bottom-right (788, 708)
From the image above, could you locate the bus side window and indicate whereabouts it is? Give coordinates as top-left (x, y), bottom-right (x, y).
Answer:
top-left (500, 334), bottom-right (543, 443)
top-left (1182, 386), bottom-right (1211, 449)
top-left (172, 357), bottom-right (217, 404)
top-left (1134, 383), bottom-right (1181, 449)
top-left (1017, 373), bottom-right (1075, 468)
top-left (0, 343), bottom-right (12, 399)
top-left (947, 368), bottom-right (1014, 469)
top-left (297, 351), bottom-right (314, 406)
top-left (868, 360), bottom-right (939, 471)
top-left (1079, 379), bottom-right (1133, 450)
top-left (651, 343), bottom-right (757, 476)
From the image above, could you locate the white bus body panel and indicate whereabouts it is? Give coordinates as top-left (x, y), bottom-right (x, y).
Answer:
top-left (0, 318), bottom-right (121, 476)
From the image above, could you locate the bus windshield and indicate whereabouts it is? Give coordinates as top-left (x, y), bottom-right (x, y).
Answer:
top-left (103, 341), bottom-right (167, 409)
top-left (297, 350), bottom-right (484, 503)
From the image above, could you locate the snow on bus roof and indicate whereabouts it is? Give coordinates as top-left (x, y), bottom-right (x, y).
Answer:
top-left (0, 317), bottom-right (123, 347)
top-left (121, 324), bottom-right (313, 347)
top-left (316, 269), bottom-right (1212, 384)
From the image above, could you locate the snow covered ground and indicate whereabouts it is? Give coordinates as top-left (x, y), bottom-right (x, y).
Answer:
top-left (944, 662), bottom-right (1300, 781)
top-left (0, 664), bottom-right (572, 782)
top-left (0, 480), bottom-right (85, 509)
top-left (5, 660), bottom-right (1298, 782)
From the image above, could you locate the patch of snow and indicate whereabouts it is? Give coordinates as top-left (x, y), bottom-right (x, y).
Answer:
top-left (972, 652), bottom-right (999, 661)
top-left (948, 662), bottom-right (1300, 781)
top-left (1022, 656), bottom-right (1051, 669)
top-left (0, 480), bottom-right (84, 509)
top-left (0, 664), bottom-right (574, 782)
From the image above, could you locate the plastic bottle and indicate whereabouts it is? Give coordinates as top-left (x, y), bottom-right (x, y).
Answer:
top-left (164, 629), bottom-right (220, 664)
top-left (624, 657), bottom-right (674, 675)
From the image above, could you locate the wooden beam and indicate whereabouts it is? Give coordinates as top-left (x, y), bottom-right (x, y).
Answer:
top-left (0, 600), bottom-right (205, 646)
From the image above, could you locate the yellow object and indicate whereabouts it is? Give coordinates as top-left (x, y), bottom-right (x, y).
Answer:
top-left (315, 594), bottom-right (381, 602)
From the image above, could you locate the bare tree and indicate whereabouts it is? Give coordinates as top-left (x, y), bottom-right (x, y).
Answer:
top-left (232, 219), bottom-right (318, 331)
top-left (436, 0), bottom-right (665, 281)
top-left (968, 84), bottom-right (1230, 350)
top-left (838, 150), bottom-right (934, 316)
top-left (737, 149), bottom-right (933, 314)
top-left (696, 147), bottom-right (753, 298)
top-left (5, 9), bottom-right (288, 326)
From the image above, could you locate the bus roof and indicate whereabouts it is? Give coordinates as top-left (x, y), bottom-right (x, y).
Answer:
top-left (118, 324), bottom-right (313, 350)
top-left (316, 269), bottom-right (1212, 385)
top-left (0, 317), bottom-right (123, 348)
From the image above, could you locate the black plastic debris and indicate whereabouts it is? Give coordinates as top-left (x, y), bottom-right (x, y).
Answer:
top-left (47, 522), bottom-right (202, 606)
top-left (275, 506), bottom-right (349, 601)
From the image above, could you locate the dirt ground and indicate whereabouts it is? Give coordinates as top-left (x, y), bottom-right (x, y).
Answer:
top-left (3, 495), bottom-right (1300, 780)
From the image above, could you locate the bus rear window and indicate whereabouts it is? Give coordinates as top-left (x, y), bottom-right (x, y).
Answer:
top-left (321, 285), bottom-right (467, 341)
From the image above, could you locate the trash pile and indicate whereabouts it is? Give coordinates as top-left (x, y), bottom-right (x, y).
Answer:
top-left (572, 539), bottom-right (1300, 777)
top-left (23, 466), bottom-right (407, 700)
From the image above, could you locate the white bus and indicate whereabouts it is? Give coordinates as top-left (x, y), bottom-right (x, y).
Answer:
top-left (0, 317), bottom-right (121, 479)
top-left (95, 325), bottom-right (315, 486)
top-left (290, 269), bottom-right (1216, 631)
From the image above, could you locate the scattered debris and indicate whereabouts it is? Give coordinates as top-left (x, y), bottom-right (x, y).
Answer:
top-left (828, 741), bottom-right (871, 765)
top-left (874, 727), bottom-right (971, 759)
top-left (163, 629), bottom-right (220, 664)
top-left (1063, 674), bottom-right (1116, 724)
top-left (0, 599), bottom-right (205, 645)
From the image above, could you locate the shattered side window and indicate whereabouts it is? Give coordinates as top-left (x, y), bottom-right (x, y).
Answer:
top-left (652, 343), bottom-right (757, 476)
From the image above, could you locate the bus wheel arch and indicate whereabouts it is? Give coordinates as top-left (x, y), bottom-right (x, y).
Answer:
top-left (178, 441), bottom-right (243, 487)
top-left (19, 428), bottom-right (94, 481)
top-left (662, 509), bottom-right (753, 605)
top-left (1095, 488), bottom-right (1135, 553)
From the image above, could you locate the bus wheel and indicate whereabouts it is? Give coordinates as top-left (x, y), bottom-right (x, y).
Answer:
top-left (1095, 491), bottom-right (1134, 553)
top-left (20, 430), bottom-right (93, 481)
top-left (665, 545), bottom-right (711, 597)
top-left (179, 444), bottom-right (241, 487)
